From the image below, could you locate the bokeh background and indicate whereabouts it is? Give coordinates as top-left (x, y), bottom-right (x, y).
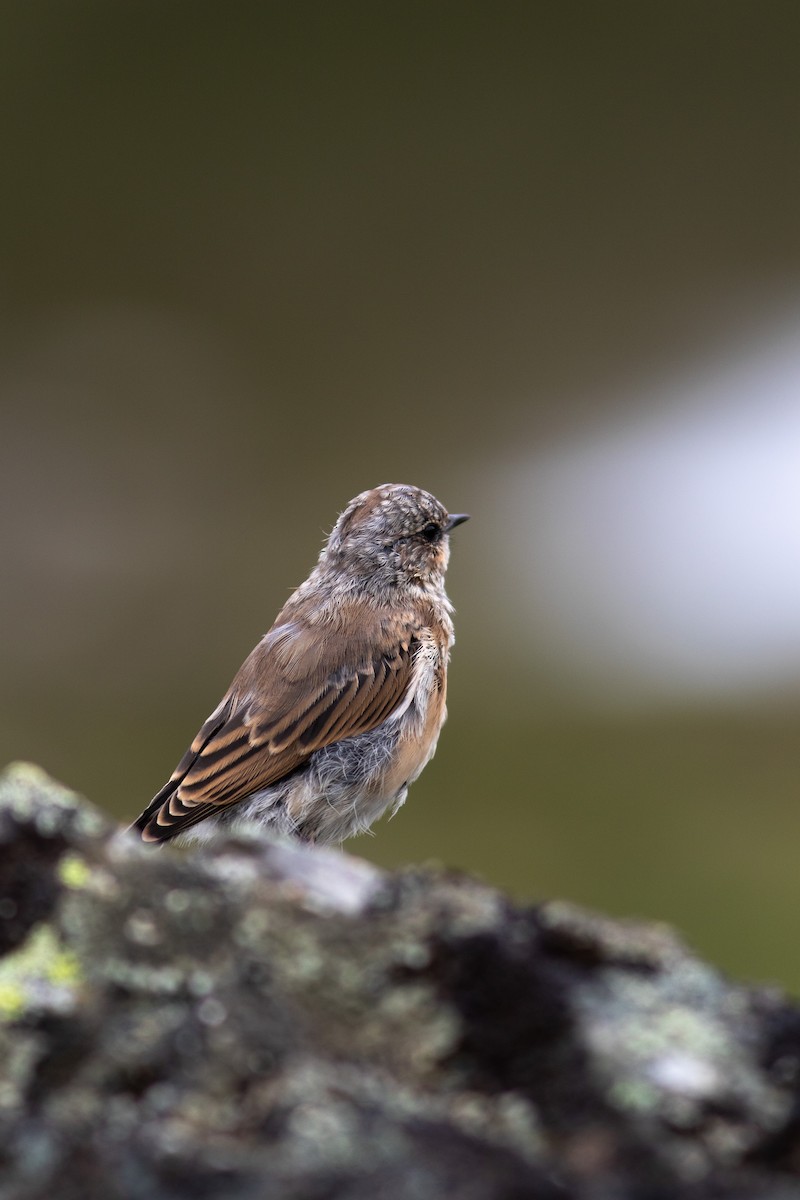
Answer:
top-left (3, 2), bottom-right (800, 989)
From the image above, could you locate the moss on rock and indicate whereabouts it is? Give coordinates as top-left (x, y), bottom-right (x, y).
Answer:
top-left (0, 764), bottom-right (799, 1198)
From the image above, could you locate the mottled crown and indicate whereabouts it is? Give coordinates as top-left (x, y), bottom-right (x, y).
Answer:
top-left (327, 484), bottom-right (449, 553)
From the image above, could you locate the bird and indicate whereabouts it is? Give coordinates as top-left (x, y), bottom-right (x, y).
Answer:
top-left (130, 484), bottom-right (468, 847)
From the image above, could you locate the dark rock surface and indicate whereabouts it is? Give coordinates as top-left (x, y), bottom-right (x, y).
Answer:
top-left (1, 763), bottom-right (799, 1199)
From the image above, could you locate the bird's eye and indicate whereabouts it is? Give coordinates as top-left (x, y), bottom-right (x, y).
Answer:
top-left (420, 523), bottom-right (440, 542)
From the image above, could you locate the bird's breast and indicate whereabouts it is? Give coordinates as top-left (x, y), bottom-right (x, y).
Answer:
top-left (378, 630), bottom-right (448, 797)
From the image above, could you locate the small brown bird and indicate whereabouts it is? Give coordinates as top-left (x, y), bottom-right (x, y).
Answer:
top-left (131, 484), bottom-right (468, 847)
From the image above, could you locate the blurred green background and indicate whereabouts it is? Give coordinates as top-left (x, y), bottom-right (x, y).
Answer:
top-left (3, 2), bottom-right (800, 990)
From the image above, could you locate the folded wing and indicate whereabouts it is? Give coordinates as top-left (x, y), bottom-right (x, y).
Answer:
top-left (132, 613), bottom-right (418, 842)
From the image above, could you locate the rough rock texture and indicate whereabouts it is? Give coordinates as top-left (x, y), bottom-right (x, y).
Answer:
top-left (1, 764), bottom-right (800, 1199)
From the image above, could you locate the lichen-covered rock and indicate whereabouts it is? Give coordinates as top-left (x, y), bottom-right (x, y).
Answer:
top-left (0, 763), bottom-right (799, 1199)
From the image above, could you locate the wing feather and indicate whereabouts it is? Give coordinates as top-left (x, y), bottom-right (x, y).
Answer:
top-left (132, 609), bottom-right (420, 843)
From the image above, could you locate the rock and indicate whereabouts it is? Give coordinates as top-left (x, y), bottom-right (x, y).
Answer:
top-left (0, 762), bottom-right (799, 1199)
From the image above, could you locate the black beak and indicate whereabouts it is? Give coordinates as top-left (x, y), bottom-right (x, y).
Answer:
top-left (445, 513), bottom-right (470, 532)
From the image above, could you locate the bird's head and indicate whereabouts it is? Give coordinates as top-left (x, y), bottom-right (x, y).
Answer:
top-left (323, 483), bottom-right (469, 594)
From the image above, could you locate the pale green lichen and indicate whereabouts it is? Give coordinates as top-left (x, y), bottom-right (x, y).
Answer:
top-left (99, 958), bottom-right (187, 994)
top-left (58, 853), bottom-right (93, 890)
top-left (609, 1078), bottom-right (661, 1113)
top-left (0, 983), bottom-right (25, 1020)
top-left (0, 762), bottom-right (110, 839)
top-left (0, 925), bottom-right (83, 1021)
